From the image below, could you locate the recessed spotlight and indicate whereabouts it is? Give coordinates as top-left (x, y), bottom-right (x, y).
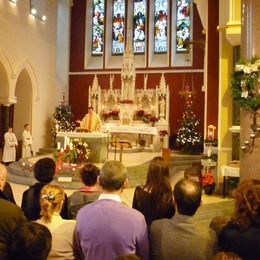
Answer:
top-left (9, 0), bottom-right (17, 5)
top-left (41, 15), bottom-right (47, 22)
top-left (31, 7), bottom-right (37, 15)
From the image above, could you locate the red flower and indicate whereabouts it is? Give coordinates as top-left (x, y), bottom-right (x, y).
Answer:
top-left (201, 172), bottom-right (215, 186)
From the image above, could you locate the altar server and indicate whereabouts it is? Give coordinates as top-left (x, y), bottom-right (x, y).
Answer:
top-left (78, 106), bottom-right (102, 132)
top-left (22, 123), bottom-right (33, 158)
top-left (2, 127), bottom-right (18, 165)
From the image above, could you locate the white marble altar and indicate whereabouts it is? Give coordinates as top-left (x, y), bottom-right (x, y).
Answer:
top-left (56, 132), bottom-right (109, 163)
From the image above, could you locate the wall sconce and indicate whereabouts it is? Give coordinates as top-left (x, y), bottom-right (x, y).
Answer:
top-left (241, 110), bottom-right (260, 152)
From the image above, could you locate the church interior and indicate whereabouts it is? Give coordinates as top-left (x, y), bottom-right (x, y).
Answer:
top-left (0, 0), bottom-right (260, 258)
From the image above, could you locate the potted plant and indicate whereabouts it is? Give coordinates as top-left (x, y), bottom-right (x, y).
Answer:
top-left (201, 172), bottom-right (215, 194)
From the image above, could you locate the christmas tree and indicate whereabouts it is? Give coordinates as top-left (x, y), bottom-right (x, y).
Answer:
top-left (176, 93), bottom-right (202, 153)
top-left (52, 97), bottom-right (76, 144)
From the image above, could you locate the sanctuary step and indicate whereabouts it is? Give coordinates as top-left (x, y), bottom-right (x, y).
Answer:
top-left (37, 147), bottom-right (56, 155)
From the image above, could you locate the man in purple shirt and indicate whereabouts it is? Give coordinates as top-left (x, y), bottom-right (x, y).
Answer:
top-left (76, 160), bottom-right (149, 260)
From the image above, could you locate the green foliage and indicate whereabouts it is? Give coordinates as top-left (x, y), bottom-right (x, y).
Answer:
top-left (176, 101), bottom-right (202, 153)
top-left (230, 56), bottom-right (260, 111)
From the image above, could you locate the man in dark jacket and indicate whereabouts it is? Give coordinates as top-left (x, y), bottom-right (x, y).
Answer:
top-left (21, 157), bottom-right (69, 220)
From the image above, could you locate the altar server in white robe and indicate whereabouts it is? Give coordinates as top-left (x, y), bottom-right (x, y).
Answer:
top-left (2, 127), bottom-right (18, 165)
top-left (22, 124), bottom-right (33, 158)
top-left (78, 106), bottom-right (102, 132)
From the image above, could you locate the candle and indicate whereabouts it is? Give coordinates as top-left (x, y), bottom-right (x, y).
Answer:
top-left (57, 142), bottom-right (61, 150)
top-left (241, 145), bottom-right (246, 150)
top-left (207, 148), bottom-right (212, 157)
top-left (64, 136), bottom-right (67, 149)
top-left (60, 148), bottom-right (64, 152)
top-left (244, 140), bottom-right (249, 145)
top-left (69, 142), bottom-right (73, 150)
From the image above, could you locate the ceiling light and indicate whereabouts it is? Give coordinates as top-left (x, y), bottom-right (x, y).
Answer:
top-left (41, 15), bottom-right (47, 22)
top-left (31, 7), bottom-right (37, 15)
top-left (9, 0), bottom-right (17, 5)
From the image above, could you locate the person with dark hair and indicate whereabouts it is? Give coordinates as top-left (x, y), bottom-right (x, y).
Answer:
top-left (76, 160), bottom-right (149, 260)
top-left (21, 157), bottom-right (69, 220)
top-left (0, 163), bottom-right (16, 204)
top-left (7, 222), bottom-right (52, 260)
top-left (218, 179), bottom-right (260, 260)
top-left (150, 178), bottom-right (217, 260)
top-left (77, 106), bottom-right (102, 132)
top-left (68, 163), bottom-right (101, 219)
top-left (132, 156), bottom-right (175, 225)
top-left (37, 184), bottom-right (76, 259)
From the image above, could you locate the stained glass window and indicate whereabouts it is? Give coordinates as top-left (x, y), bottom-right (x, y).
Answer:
top-left (176, 0), bottom-right (191, 53)
top-left (91, 0), bottom-right (105, 55)
top-left (133, 0), bottom-right (146, 54)
top-left (154, 0), bottom-right (168, 53)
top-left (112, 0), bottom-right (126, 55)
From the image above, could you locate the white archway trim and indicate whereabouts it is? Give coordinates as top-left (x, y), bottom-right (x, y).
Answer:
top-left (0, 50), bottom-right (14, 102)
top-left (13, 59), bottom-right (39, 102)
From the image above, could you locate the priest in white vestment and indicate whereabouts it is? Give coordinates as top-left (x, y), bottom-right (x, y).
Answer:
top-left (22, 124), bottom-right (33, 158)
top-left (2, 127), bottom-right (18, 165)
top-left (78, 106), bottom-right (102, 132)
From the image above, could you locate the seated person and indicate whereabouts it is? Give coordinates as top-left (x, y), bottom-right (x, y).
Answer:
top-left (7, 222), bottom-right (52, 260)
top-left (77, 106), bottom-right (102, 132)
top-left (21, 157), bottom-right (69, 220)
top-left (68, 163), bottom-right (101, 219)
top-left (0, 163), bottom-right (16, 204)
top-left (36, 184), bottom-right (77, 259)
top-left (132, 156), bottom-right (175, 225)
top-left (150, 178), bottom-right (217, 260)
top-left (218, 179), bottom-right (260, 260)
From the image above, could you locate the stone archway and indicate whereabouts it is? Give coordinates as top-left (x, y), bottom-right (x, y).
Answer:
top-left (13, 69), bottom-right (33, 158)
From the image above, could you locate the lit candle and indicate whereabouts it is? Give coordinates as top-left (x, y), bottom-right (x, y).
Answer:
top-left (64, 136), bottom-right (67, 149)
top-left (57, 142), bottom-right (61, 150)
top-left (244, 140), bottom-right (249, 145)
top-left (241, 145), bottom-right (246, 150)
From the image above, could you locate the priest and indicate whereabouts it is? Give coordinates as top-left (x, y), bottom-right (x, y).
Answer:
top-left (78, 106), bottom-right (102, 132)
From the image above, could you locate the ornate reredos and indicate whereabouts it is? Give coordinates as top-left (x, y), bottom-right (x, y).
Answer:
top-left (88, 39), bottom-right (169, 124)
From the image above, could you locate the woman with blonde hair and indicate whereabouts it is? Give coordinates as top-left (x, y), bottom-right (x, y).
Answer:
top-left (37, 184), bottom-right (76, 259)
top-left (218, 179), bottom-right (260, 259)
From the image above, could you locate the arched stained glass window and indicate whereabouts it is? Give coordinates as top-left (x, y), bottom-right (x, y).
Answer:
top-left (92, 0), bottom-right (105, 55)
top-left (176, 0), bottom-right (191, 53)
top-left (133, 0), bottom-right (146, 54)
top-left (112, 0), bottom-right (126, 55)
top-left (154, 0), bottom-right (168, 53)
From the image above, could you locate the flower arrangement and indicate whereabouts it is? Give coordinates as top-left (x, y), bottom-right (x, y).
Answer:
top-left (149, 116), bottom-right (159, 123)
top-left (101, 109), bottom-right (120, 121)
top-left (230, 56), bottom-right (260, 111)
top-left (134, 109), bottom-right (145, 120)
top-left (54, 138), bottom-right (90, 165)
top-left (201, 172), bottom-right (215, 186)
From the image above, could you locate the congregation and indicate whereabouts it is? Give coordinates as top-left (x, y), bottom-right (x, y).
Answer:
top-left (0, 157), bottom-right (259, 260)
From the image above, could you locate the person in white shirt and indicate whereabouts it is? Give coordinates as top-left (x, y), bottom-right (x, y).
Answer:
top-left (2, 127), bottom-right (18, 165)
top-left (22, 124), bottom-right (33, 158)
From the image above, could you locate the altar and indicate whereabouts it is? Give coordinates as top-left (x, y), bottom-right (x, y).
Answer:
top-left (56, 132), bottom-right (109, 163)
top-left (102, 123), bottom-right (161, 152)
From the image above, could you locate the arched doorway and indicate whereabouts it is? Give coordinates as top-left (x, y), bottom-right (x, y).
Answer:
top-left (13, 69), bottom-right (32, 159)
top-left (0, 61), bottom-right (10, 158)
